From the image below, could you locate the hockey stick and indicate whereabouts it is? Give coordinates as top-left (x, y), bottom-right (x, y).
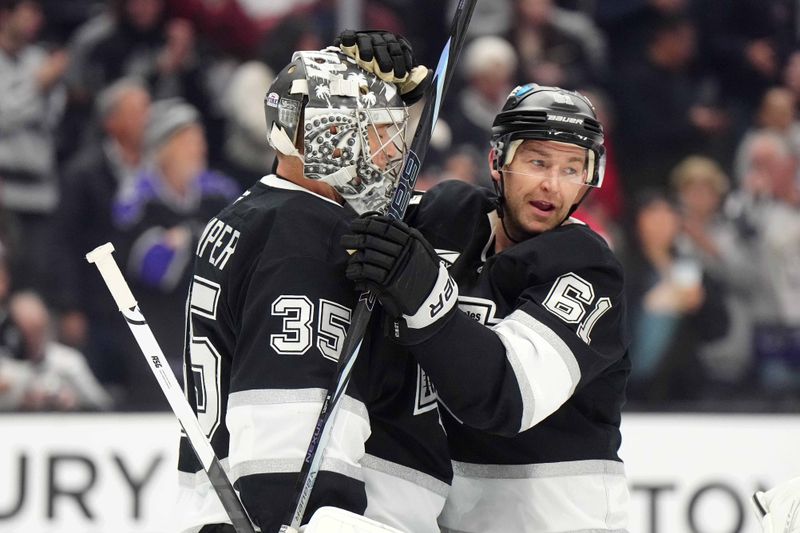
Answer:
top-left (86, 243), bottom-right (256, 533)
top-left (280, 2), bottom-right (478, 531)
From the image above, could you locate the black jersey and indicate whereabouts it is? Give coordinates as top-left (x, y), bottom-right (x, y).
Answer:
top-left (176, 175), bottom-right (450, 533)
top-left (407, 180), bottom-right (631, 533)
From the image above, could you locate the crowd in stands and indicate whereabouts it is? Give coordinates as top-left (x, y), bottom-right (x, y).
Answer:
top-left (0, 0), bottom-right (798, 411)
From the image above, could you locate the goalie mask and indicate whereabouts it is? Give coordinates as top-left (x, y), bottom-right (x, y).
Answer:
top-left (265, 48), bottom-right (409, 214)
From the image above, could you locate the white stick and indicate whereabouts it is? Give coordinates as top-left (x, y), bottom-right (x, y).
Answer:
top-left (86, 243), bottom-right (255, 533)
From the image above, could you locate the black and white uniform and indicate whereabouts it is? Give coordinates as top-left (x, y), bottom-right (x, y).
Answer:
top-left (407, 180), bottom-right (631, 533)
top-left (176, 175), bottom-right (450, 533)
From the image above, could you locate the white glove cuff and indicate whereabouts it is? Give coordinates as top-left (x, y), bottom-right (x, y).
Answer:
top-left (403, 263), bottom-right (458, 330)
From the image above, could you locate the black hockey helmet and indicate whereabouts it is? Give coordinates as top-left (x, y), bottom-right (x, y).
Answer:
top-left (491, 84), bottom-right (605, 188)
top-left (264, 52), bottom-right (307, 157)
top-left (264, 48), bottom-right (409, 214)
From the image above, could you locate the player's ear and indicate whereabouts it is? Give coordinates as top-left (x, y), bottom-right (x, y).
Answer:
top-left (488, 149), bottom-right (501, 183)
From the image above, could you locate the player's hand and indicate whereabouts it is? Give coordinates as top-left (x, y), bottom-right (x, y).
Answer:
top-left (335, 30), bottom-right (430, 105)
top-left (341, 215), bottom-right (458, 343)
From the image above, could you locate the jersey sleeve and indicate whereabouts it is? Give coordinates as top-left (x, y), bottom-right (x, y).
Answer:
top-left (406, 226), bottom-right (629, 438)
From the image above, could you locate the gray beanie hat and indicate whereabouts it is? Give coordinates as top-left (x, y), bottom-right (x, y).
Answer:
top-left (145, 98), bottom-right (200, 154)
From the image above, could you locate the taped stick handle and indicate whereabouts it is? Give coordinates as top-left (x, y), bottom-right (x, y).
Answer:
top-left (86, 242), bottom-right (137, 310)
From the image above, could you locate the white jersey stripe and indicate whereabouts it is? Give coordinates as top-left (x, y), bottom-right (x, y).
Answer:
top-left (361, 454), bottom-right (450, 497)
top-left (226, 388), bottom-right (370, 485)
top-left (361, 457), bottom-right (448, 533)
top-left (493, 309), bottom-right (580, 431)
top-left (452, 458), bottom-right (625, 479)
top-left (440, 527), bottom-right (628, 533)
top-left (228, 387), bottom-right (369, 422)
top-left (231, 455), bottom-right (363, 483)
top-left (178, 457), bottom-right (232, 487)
top-left (441, 459), bottom-right (629, 533)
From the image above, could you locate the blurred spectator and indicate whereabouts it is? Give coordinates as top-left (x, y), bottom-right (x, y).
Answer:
top-left (782, 49), bottom-right (800, 106)
top-left (614, 13), bottom-right (728, 197)
top-left (0, 246), bottom-right (25, 409)
top-left (695, 0), bottom-right (785, 127)
top-left (112, 98), bottom-right (239, 388)
top-left (49, 78), bottom-right (150, 395)
top-left (67, 0), bottom-right (189, 101)
top-left (728, 131), bottom-right (796, 218)
top-left (733, 87), bottom-right (800, 184)
top-left (221, 0), bottom-right (321, 34)
top-left (451, 0), bottom-right (513, 38)
top-left (415, 120), bottom-right (460, 191)
top-left (62, 0), bottom-right (218, 162)
top-left (594, 0), bottom-right (690, 70)
top-left (220, 60), bottom-right (274, 189)
top-left (671, 156), bottom-right (756, 393)
top-left (38, 0), bottom-right (102, 44)
top-left (163, 0), bottom-right (262, 59)
top-left (257, 14), bottom-right (322, 77)
top-left (621, 190), bottom-right (729, 406)
top-left (0, 291), bottom-right (112, 411)
top-left (0, 246), bottom-right (23, 357)
top-left (510, 0), bottom-right (607, 88)
top-left (439, 148), bottom-right (488, 185)
top-left (0, 0), bottom-right (68, 295)
top-left (728, 131), bottom-right (800, 397)
top-left (441, 36), bottom-right (517, 168)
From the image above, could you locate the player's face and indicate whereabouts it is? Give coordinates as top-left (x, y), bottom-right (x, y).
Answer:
top-left (497, 139), bottom-right (589, 236)
top-left (367, 123), bottom-right (403, 170)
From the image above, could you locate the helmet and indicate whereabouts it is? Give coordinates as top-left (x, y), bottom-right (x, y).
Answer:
top-left (264, 48), bottom-right (409, 214)
top-left (491, 84), bottom-right (605, 188)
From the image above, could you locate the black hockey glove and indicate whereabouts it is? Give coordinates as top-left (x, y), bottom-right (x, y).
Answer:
top-left (341, 215), bottom-right (458, 344)
top-left (335, 29), bottom-right (431, 105)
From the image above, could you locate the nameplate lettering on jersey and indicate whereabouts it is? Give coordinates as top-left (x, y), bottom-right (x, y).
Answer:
top-left (458, 296), bottom-right (501, 326)
top-left (196, 218), bottom-right (240, 271)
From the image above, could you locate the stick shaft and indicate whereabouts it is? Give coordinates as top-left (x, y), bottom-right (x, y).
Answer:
top-left (86, 243), bottom-right (255, 533)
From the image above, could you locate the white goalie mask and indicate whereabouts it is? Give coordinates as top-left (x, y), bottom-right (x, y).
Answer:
top-left (265, 48), bottom-right (409, 214)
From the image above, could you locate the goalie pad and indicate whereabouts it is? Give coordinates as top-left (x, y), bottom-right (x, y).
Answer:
top-left (300, 507), bottom-right (403, 533)
top-left (752, 477), bottom-right (800, 533)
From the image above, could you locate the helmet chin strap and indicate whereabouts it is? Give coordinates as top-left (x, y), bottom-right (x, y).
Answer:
top-left (493, 170), bottom-right (522, 244)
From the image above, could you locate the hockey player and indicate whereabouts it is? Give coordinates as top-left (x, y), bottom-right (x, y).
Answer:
top-left (343, 82), bottom-right (631, 531)
top-left (175, 46), bottom-right (451, 533)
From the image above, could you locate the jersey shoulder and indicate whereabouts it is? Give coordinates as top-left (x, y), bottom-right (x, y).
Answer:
top-left (413, 180), bottom-right (495, 223)
top-left (216, 176), bottom-right (354, 263)
top-left (409, 180), bottom-right (496, 250)
top-left (506, 222), bottom-right (623, 290)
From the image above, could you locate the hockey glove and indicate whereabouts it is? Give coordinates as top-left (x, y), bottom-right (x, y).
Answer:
top-left (335, 30), bottom-right (431, 105)
top-left (341, 215), bottom-right (458, 344)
